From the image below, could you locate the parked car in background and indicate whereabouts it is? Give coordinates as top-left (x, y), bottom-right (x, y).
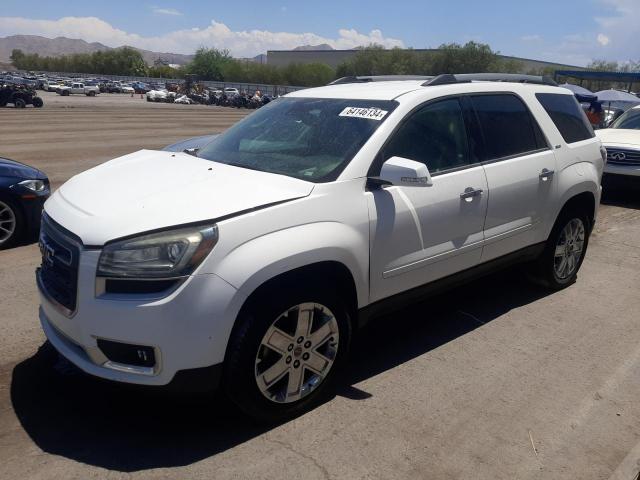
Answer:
top-left (46, 81), bottom-right (64, 93)
top-left (596, 105), bottom-right (640, 177)
top-left (146, 89), bottom-right (176, 102)
top-left (0, 157), bottom-right (50, 248)
top-left (100, 81), bottom-right (124, 93)
top-left (121, 84), bottom-right (135, 94)
top-left (132, 82), bottom-right (150, 94)
top-left (58, 82), bottom-right (100, 97)
top-left (37, 74), bottom-right (603, 422)
top-left (224, 87), bottom-right (239, 96)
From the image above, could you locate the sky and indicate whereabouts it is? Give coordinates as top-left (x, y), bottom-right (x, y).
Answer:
top-left (0, 0), bottom-right (638, 66)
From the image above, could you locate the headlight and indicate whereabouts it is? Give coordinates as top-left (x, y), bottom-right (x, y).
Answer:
top-left (18, 179), bottom-right (46, 192)
top-left (97, 224), bottom-right (218, 279)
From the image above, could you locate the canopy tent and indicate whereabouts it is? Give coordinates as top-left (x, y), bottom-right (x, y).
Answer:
top-left (554, 70), bottom-right (640, 93)
top-left (559, 83), bottom-right (594, 96)
top-left (594, 89), bottom-right (640, 103)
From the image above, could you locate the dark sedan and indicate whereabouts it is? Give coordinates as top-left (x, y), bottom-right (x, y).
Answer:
top-left (0, 157), bottom-right (50, 248)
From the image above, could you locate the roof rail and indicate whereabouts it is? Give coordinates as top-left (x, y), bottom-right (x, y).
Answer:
top-left (423, 73), bottom-right (558, 87)
top-left (329, 75), bottom-right (434, 85)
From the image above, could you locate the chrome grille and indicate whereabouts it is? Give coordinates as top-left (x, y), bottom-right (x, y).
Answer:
top-left (36, 214), bottom-right (80, 315)
top-left (606, 148), bottom-right (640, 166)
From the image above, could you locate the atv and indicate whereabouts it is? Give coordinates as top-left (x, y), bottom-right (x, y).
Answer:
top-left (0, 83), bottom-right (44, 108)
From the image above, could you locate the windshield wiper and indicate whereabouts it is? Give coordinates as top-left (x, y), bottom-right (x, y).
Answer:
top-left (224, 162), bottom-right (268, 173)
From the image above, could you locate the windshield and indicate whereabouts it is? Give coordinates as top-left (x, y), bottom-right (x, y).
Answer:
top-left (610, 108), bottom-right (640, 129)
top-left (197, 97), bottom-right (398, 182)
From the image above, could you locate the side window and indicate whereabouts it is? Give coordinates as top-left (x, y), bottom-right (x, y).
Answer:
top-left (471, 94), bottom-right (546, 161)
top-left (383, 98), bottom-right (470, 174)
top-left (536, 93), bottom-right (594, 143)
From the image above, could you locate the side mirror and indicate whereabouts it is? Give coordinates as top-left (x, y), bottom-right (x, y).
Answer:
top-left (373, 156), bottom-right (432, 187)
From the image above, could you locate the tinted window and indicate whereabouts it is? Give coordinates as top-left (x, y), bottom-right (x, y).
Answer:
top-left (536, 93), bottom-right (595, 143)
top-left (382, 98), bottom-right (470, 173)
top-left (611, 108), bottom-right (640, 130)
top-left (198, 97), bottom-right (397, 182)
top-left (471, 94), bottom-right (546, 160)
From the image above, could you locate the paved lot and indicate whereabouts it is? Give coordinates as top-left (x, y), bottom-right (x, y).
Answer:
top-left (1, 94), bottom-right (640, 479)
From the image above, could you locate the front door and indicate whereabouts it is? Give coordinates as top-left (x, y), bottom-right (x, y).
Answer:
top-left (368, 97), bottom-right (489, 303)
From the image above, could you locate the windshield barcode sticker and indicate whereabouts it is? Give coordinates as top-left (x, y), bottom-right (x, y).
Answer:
top-left (339, 107), bottom-right (388, 121)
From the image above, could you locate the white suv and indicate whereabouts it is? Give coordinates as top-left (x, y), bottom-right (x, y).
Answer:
top-left (595, 104), bottom-right (640, 177)
top-left (37, 74), bottom-right (604, 422)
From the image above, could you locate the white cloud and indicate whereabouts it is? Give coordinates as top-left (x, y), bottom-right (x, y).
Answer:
top-left (0, 16), bottom-right (404, 57)
top-left (520, 34), bottom-right (541, 42)
top-left (593, 0), bottom-right (640, 58)
top-left (151, 7), bottom-right (183, 16)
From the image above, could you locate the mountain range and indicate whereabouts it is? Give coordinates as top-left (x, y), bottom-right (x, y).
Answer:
top-left (0, 35), bottom-right (194, 67)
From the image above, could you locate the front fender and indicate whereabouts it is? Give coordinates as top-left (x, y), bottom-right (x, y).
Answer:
top-left (213, 222), bottom-right (369, 308)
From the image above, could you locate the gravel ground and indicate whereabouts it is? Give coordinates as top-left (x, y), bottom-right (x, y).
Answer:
top-left (1, 92), bottom-right (640, 480)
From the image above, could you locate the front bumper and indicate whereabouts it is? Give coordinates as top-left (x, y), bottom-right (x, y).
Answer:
top-left (604, 163), bottom-right (640, 177)
top-left (38, 249), bottom-right (247, 387)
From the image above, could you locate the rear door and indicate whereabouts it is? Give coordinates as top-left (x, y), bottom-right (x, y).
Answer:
top-left (469, 93), bottom-right (557, 262)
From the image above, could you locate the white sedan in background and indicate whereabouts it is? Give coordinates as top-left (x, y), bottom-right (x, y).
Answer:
top-left (596, 105), bottom-right (640, 177)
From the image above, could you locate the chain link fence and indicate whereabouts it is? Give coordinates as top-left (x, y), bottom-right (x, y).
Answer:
top-left (36, 71), bottom-right (306, 97)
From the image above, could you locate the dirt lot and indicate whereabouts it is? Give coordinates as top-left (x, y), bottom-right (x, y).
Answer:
top-left (1, 92), bottom-right (640, 480)
top-left (0, 91), bottom-right (248, 189)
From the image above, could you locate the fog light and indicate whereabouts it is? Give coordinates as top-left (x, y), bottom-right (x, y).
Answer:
top-left (97, 339), bottom-right (156, 368)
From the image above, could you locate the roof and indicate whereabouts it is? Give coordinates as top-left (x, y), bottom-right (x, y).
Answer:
top-left (286, 80), bottom-right (426, 100)
top-left (286, 76), bottom-right (570, 101)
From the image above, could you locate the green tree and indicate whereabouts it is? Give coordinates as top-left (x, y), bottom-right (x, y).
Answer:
top-left (186, 47), bottom-right (233, 81)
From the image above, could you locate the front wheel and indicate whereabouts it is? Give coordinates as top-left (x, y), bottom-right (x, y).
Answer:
top-left (32, 97), bottom-right (43, 108)
top-left (530, 209), bottom-right (590, 289)
top-left (0, 199), bottom-right (23, 249)
top-left (224, 285), bottom-right (351, 423)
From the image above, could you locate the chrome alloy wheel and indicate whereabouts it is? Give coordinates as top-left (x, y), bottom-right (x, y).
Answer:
top-left (554, 218), bottom-right (585, 280)
top-left (255, 302), bottom-right (339, 404)
top-left (0, 200), bottom-right (16, 246)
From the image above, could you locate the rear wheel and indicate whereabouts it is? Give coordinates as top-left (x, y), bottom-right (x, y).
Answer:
top-left (13, 98), bottom-right (26, 108)
top-left (224, 284), bottom-right (351, 423)
top-left (530, 208), bottom-right (590, 289)
top-left (87, 91), bottom-right (96, 97)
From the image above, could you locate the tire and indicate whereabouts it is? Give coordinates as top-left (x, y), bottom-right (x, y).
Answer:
top-left (0, 198), bottom-right (24, 249)
top-left (224, 282), bottom-right (352, 423)
top-left (32, 97), bottom-right (43, 108)
top-left (529, 207), bottom-right (591, 290)
top-left (87, 91), bottom-right (96, 97)
top-left (14, 98), bottom-right (26, 108)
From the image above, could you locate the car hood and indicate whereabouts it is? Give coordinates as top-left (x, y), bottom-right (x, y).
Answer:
top-left (0, 157), bottom-right (46, 179)
top-left (44, 149), bottom-right (314, 246)
top-left (595, 128), bottom-right (640, 146)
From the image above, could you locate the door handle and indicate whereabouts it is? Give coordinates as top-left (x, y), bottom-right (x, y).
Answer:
top-left (539, 168), bottom-right (555, 181)
top-left (460, 187), bottom-right (483, 202)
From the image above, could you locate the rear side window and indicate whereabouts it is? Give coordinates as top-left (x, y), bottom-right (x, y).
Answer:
top-left (470, 94), bottom-right (547, 161)
top-left (535, 93), bottom-right (594, 143)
